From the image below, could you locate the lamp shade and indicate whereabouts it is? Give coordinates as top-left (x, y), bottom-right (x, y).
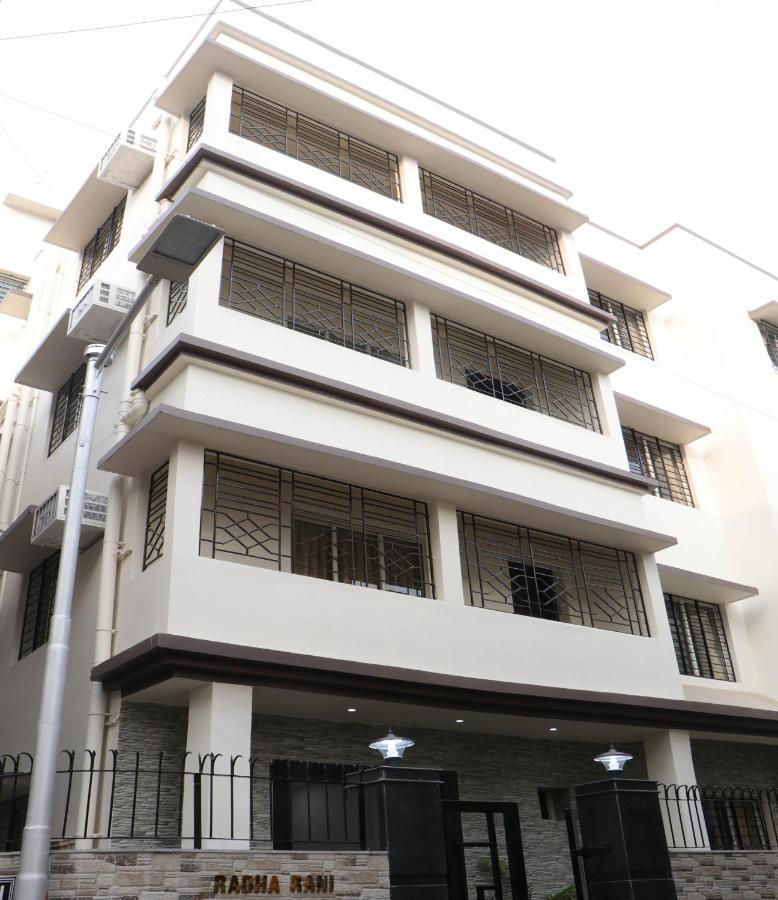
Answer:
top-left (594, 745), bottom-right (633, 775)
top-left (369, 729), bottom-right (415, 761)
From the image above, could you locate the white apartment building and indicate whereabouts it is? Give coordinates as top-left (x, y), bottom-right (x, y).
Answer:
top-left (2, 5), bottom-right (778, 897)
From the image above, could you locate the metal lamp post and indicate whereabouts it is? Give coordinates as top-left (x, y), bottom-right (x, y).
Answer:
top-left (14, 215), bottom-right (223, 900)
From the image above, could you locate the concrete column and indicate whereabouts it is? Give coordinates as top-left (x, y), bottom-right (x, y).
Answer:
top-left (184, 682), bottom-right (253, 849)
top-left (202, 71), bottom-right (234, 142)
top-left (398, 155), bottom-right (423, 211)
top-left (591, 371), bottom-right (623, 444)
top-left (429, 501), bottom-right (464, 607)
top-left (405, 302), bottom-right (437, 375)
top-left (644, 729), bottom-right (709, 850)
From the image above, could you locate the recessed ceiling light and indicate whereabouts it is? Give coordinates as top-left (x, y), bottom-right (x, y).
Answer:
top-left (347, 707), bottom-right (357, 713)
top-left (455, 719), bottom-right (464, 724)
top-left (549, 727), bottom-right (558, 732)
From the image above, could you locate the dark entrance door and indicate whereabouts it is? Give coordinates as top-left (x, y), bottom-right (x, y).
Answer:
top-left (443, 800), bottom-right (530, 900)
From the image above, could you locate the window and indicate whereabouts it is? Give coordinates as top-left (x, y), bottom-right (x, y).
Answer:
top-left (757, 320), bottom-right (778, 368)
top-left (166, 280), bottom-right (188, 326)
top-left (48, 364), bottom-right (86, 455)
top-left (77, 197), bottom-right (126, 293)
top-left (458, 511), bottom-right (648, 636)
top-left (665, 594), bottom-right (735, 681)
top-left (270, 760), bottom-right (363, 850)
top-left (702, 794), bottom-right (769, 850)
top-left (200, 451), bottom-right (435, 598)
top-left (588, 289), bottom-right (653, 359)
top-left (0, 272), bottom-right (28, 302)
top-left (143, 463), bottom-right (168, 569)
top-left (431, 315), bottom-right (601, 431)
top-left (230, 86), bottom-right (401, 200)
top-left (19, 553), bottom-right (60, 658)
top-left (187, 96), bottom-right (206, 151)
top-left (419, 168), bottom-right (565, 273)
top-left (220, 238), bottom-right (409, 366)
top-left (622, 427), bottom-right (694, 506)
top-left (538, 788), bottom-right (570, 822)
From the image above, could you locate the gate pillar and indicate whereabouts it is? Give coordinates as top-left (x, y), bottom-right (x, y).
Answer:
top-left (356, 766), bottom-right (448, 900)
top-left (575, 777), bottom-right (677, 900)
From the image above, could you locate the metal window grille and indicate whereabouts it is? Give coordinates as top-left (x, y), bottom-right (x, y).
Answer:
top-left (0, 272), bottom-right (28, 302)
top-left (758, 320), bottom-right (778, 367)
top-left (200, 450), bottom-right (435, 598)
top-left (665, 594), bottom-right (735, 681)
top-left (48, 363), bottom-right (86, 456)
top-left (458, 511), bottom-right (649, 636)
top-left (187, 96), bottom-right (206, 151)
top-left (418, 168), bottom-right (565, 274)
top-left (658, 784), bottom-right (777, 850)
top-left (622, 427), bottom-right (694, 506)
top-left (431, 315), bottom-right (600, 431)
top-left (143, 463), bottom-right (169, 570)
top-left (19, 552), bottom-right (60, 658)
top-left (166, 280), bottom-right (188, 326)
top-left (220, 238), bottom-right (410, 366)
top-left (77, 197), bottom-right (126, 293)
top-left (230, 86), bottom-right (401, 201)
top-left (587, 289), bottom-right (653, 359)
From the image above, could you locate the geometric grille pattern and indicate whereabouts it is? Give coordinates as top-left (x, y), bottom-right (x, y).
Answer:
top-left (419, 168), bottom-right (565, 274)
top-left (187, 96), bottom-right (206, 152)
top-left (48, 364), bottom-right (86, 456)
top-left (622, 427), bottom-right (694, 506)
top-left (220, 238), bottom-right (410, 366)
top-left (458, 511), bottom-right (649, 636)
top-left (200, 450), bottom-right (434, 598)
top-left (166, 280), bottom-right (188, 326)
top-left (432, 315), bottom-right (600, 431)
top-left (143, 462), bottom-right (169, 570)
top-left (587, 289), bottom-right (654, 359)
top-left (665, 593), bottom-right (735, 681)
top-left (19, 552), bottom-right (60, 658)
top-left (230, 86), bottom-right (401, 201)
top-left (77, 197), bottom-right (126, 293)
top-left (757, 320), bottom-right (778, 368)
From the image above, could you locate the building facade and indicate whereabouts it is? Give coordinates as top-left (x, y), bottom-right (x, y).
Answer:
top-left (2, 4), bottom-right (778, 897)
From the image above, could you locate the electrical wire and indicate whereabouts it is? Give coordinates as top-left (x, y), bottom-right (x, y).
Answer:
top-left (0, 0), bottom-right (317, 41)
top-left (0, 120), bottom-right (53, 194)
top-left (0, 91), bottom-right (114, 135)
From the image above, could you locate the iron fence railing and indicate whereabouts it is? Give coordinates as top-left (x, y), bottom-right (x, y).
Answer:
top-left (622, 427), bottom-right (693, 506)
top-left (419, 168), bottom-right (565, 274)
top-left (220, 238), bottom-right (410, 366)
top-left (187, 96), bottom-right (206, 151)
top-left (230, 86), bottom-right (401, 201)
top-left (431, 315), bottom-right (600, 432)
top-left (458, 511), bottom-right (649, 636)
top-left (200, 450), bottom-right (435, 598)
top-left (587, 289), bottom-right (653, 359)
top-left (0, 751), bottom-right (367, 850)
top-left (658, 783), bottom-right (778, 850)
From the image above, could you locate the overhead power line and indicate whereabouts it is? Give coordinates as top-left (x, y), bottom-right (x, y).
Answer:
top-left (0, 91), bottom-right (114, 135)
top-left (0, 0), bottom-right (316, 41)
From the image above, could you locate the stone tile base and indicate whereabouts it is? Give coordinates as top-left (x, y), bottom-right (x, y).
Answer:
top-left (0, 850), bottom-right (389, 900)
top-left (671, 850), bottom-right (778, 899)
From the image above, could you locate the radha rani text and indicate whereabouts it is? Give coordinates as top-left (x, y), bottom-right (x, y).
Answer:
top-left (214, 875), bottom-right (335, 894)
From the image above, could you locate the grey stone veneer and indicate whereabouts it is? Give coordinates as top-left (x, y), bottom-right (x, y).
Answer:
top-left (0, 849), bottom-right (389, 900)
top-left (671, 850), bottom-right (778, 898)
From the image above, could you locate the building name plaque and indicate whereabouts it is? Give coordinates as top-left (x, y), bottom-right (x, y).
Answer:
top-left (214, 875), bottom-right (335, 895)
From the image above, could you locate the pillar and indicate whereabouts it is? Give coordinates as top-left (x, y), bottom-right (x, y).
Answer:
top-left (184, 682), bottom-right (253, 849)
top-left (202, 71), bottom-right (234, 142)
top-left (405, 301), bottom-right (437, 375)
top-left (429, 501), bottom-right (464, 607)
top-left (398, 155), bottom-right (423, 212)
top-left (644, 730), bottom-right (709, 850)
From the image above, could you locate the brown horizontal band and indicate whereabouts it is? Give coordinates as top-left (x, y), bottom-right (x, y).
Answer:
top-left (131, 333), bottom-right (658, 493)
top-left (156, 143), bottom-right (615, 328)
top-left (93, 633), bottom-right (778, 738)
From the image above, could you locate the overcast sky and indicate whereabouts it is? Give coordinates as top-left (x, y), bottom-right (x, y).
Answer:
top-left (0, 0), bottom-right (776, 269)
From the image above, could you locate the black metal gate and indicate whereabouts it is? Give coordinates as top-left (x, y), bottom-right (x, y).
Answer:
top-left (443, 800), bottom-right (530, 900)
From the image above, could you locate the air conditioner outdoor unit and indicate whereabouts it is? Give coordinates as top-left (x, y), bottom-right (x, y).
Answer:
top-left (97, 128), bottom-right (157, 188)
top-left (31, 486), bottom-right (108, 549)
top-left (68, 278), bottom-right (135, 342)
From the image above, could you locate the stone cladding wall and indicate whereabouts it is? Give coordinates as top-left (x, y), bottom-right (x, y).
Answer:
top-left (671, 850), bottom-right (778, 898)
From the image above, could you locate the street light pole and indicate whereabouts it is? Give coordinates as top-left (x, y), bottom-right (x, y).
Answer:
top-left (14, 215), bottom-right (223, 900)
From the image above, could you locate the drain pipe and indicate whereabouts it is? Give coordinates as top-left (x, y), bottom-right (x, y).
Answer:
top-left (0, 388), bottom-right (21, 522)
top-left (0, 386), bottom-right (33, 531)
top-left (11, 392), bottom-right (38, 522)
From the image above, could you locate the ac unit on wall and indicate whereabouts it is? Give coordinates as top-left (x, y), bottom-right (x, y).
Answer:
top-left (97, 128), bottom-right (157, 188)
top-left (68, 278), bottom-right (135, 342)
top-left (32, 486), bottom-right (108, 549)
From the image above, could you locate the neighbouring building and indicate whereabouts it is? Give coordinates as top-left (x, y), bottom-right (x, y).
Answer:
top-left (3, 4), bottom-right (778, 898)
